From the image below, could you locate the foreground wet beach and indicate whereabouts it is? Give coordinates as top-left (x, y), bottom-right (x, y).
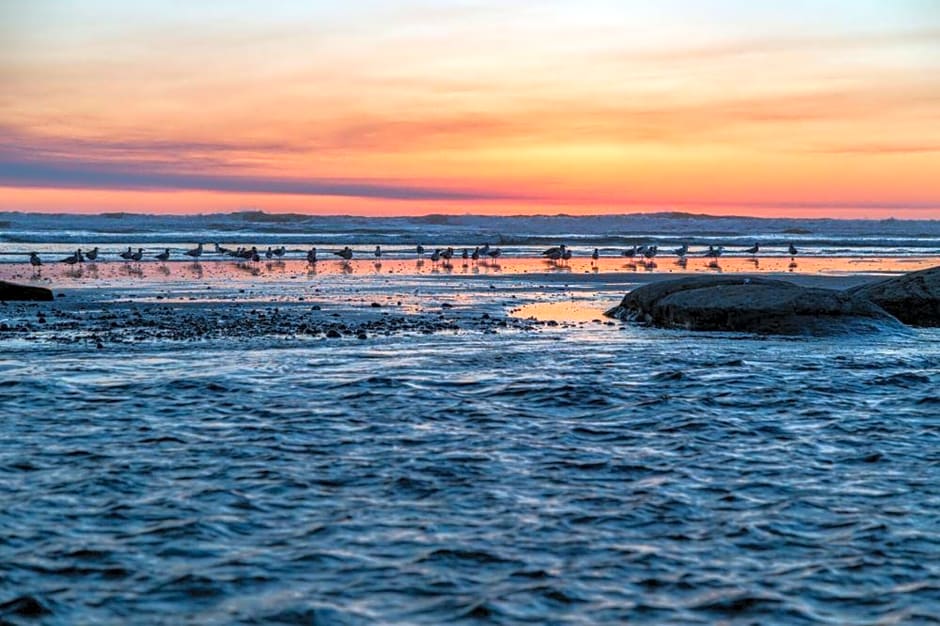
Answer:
top-left (2, 253), bottom-right (940, 624)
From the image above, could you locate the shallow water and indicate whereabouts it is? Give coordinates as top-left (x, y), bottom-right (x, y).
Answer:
top-left (3, 231), bottom-right (940, 624)
top-left (2, 315), bottom-right (940, 624)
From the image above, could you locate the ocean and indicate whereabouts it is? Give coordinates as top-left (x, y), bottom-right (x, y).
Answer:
top-left (1, 213), bottom-right (939, 624)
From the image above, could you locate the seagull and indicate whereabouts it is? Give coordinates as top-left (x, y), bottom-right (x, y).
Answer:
top-left (745, 243), bottom-right (760, 255)
top-left (441, 247), bottom-right (454, 262)
top-left (250, 247), bottom-right (260, 262)
top-left (471, 247), bottom-right (480, 261)
top-left (265, 246), bottom-right (274, 260)
top-left (430, 249), bottom-right (441, 263)
top-left (214, 243), bottom-right (231, 254)
top-left (542, 244), bottom-right (566, 258)
top-left (60, 249), bottom-right (82, 265)
top-left (374, 245), bottom-right (382, 259)
top-left (623, 245), bottom-right (637, 259)
top-left (480, 244), bottom-right (490, 256)
top-left (29, 252), bottom-right (42, 268)
top-left (462, 248), bottom-right (469, 260)
top-left (416, 244), bottom-right (425, 257)
top-left (274, 246), bottom-right (286, 258)
top-left (644, 245), bottom-right (658, 261)
top-left (85, 247), bottom-right (99, 262)
top-left (155, 248), bottom-right (170, 262)
top-left (306, 247), bottom-right (318, 263)
top-left (561, 248), bottom-right (572, 263)
top-left (185, 243), bottom-right (203, 259)
top-left (673, 243), bottom-right (688, 257)
top-left (120, 246), bottom-right (134, 261)
top-left (788, 243), bottom-right (798, 258)
top-left (334, 246), bottom-right (353, 261)
top-left (592, 248), bottom-right (599, 261)
top-left (705, 245), bottom-right (724, 259)
top-left (130, 248), bottom-right (143, 263)
top-left (488, 247), bottom-right (502, 261)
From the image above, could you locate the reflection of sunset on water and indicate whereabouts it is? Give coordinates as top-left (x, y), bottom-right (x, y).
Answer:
top-left (4, 256), bottom-right (938, 287)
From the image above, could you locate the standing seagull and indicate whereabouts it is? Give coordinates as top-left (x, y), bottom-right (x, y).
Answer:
top-left (788, 243), bottom-right (798, 258)
top-left (185, 243), bottom-right (203, 260)
top-left (120, 246), bottom-right (134, 261)
top-left (130, 248), bottom-right (144, 263)
top-left (374, 245), bottom-right (382, 259)
top-left (416, 244), bottom-right (425, 257)
top-left (592, 248), bottom-right (599, 262)
top-left (155, 248), bottom-right (170, 262)
top-left (623, 245), bottom-right (637, 259)
top-left (542, 244), bottom-right (566, 261)
top-left (85, 247), bottom-right (99, 262)
top-left (745, 243), bottom-right (760, 255)
top-left (274, 246), bottom-right (286, 258)
top-left (307, 247), bottom-right (318, 264)
top-left (29, 252), bottom-right (42, 271)
top-left (673, 243), bottom-right (688, 257)
top-left (334, 246), bottom-right (353, 261)
top-left (60, 249), bottom-right (82, 265)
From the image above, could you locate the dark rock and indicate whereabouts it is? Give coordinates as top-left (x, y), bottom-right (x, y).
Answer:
top-left (605, 276), bottom-right (902, 335)
top-left (848, 265), bottom-right (940, 327)
top-left (0, 281), bottom-right (53, 302)
top-left (325, 329), bottom-right (341, 338)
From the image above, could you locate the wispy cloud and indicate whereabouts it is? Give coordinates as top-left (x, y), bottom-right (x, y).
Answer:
top-left (0, 156), bottom-right (513, 201)
top-left (614, 27), bottom-right (940, 64)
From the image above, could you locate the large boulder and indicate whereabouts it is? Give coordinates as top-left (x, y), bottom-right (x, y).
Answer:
top-left (0, 281), bottom-right (54, 302)
top-left (605, 276), bottom-right (902, 335)
top-left (848, 265), bottom-right (940, 327)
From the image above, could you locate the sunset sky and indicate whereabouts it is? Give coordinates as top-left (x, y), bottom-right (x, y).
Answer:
top-left (1, 0), bottom-right (939, 217)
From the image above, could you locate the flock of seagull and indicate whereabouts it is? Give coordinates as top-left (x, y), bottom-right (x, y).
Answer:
top-left (26, 241), bottom-right (799, 272)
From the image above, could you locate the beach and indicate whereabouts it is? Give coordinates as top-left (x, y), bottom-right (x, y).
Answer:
top-left (3, 239), bottom-right (940, 623)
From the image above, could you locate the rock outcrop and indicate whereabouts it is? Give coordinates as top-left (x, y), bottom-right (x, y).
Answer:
top-left (0, 281), bottom-right (54, 302)
top-left (605, 276), bottom-right (903, 335)
top-left (848, 265), bottom-right (940, 327)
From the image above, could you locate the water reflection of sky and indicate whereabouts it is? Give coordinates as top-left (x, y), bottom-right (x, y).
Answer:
top-left (3, 256), bottom-right (938, 287)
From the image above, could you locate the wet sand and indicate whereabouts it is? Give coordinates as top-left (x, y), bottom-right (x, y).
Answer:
top-left (2, 256), bottom-right (933, 347)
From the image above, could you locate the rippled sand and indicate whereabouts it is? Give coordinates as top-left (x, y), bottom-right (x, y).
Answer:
top-left (2, 258), bottom-right (939, 624)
